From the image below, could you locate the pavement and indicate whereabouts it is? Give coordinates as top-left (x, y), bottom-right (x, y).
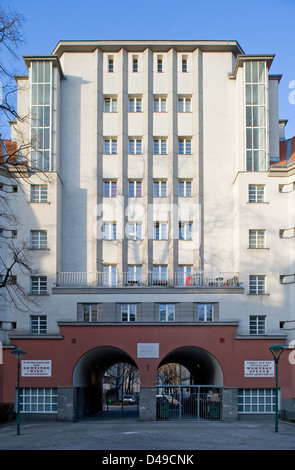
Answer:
top-left (0, 409), bottom-right (295, 453)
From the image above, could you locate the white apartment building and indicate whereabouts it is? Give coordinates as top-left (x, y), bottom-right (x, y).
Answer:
top-left (1, 40), bottom-right (295, 421)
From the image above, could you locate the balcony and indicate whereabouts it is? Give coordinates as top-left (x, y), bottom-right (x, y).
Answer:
top-left (55, 271), bottom-right (241, 289)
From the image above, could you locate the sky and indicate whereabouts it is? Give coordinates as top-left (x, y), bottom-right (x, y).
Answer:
top-left (2, 0), bottom-right (295, 138)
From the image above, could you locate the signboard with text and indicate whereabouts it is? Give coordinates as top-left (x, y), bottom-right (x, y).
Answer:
top-left (21, 360), bottom-right (52, 377)
top-left (244, 360), bottom-right (274, 377)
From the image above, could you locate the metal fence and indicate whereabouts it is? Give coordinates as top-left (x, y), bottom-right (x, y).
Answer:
top-left (156, 385), bottom-right (222, 421)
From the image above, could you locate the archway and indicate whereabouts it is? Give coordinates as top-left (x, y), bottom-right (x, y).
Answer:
top-left (73, 346), bottom-right (139, 417)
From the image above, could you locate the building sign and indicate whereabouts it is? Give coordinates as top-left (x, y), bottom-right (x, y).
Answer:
top-left (22, 360), bottom-right (52, 377)
top-left (137, 343), bottom-right (159, 358)
top-left (244, 361), bottom-right (274, 377)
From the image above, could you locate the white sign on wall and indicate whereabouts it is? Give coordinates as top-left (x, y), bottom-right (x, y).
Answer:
top-left (244, 361), bottom-right (274, 377)
top-left (22, 360), bottom-right (52, 377)
top-left (137, 343), bottom-right (159, 358)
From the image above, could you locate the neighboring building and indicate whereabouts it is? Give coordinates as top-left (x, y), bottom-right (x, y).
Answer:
top-left (1, 40), bottom-right (295, 421)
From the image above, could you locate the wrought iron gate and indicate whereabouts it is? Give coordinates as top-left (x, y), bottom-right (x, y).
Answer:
top-left (156, 385), bottom-right (222, 421)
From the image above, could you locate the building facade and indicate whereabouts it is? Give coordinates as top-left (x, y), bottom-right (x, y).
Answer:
top-left (1, 40), bottom-right (295, 421)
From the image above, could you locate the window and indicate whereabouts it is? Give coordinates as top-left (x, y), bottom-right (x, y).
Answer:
top-left (178, 266), bottom-right (192, 286)
top-left (103, 181), bottom-right (117, 197)
top-left (153, 180), bottom-right (167, 197)
top-left (179, 180), bottom-right (192, 197)
top-left (178, 97), bottom-right (191, 112)
top-left (198, 304), bottom-right (213, 322)
top-left (154, 222), bottom-right (167, 240)
top-left (249, 184), bottom-right (265, 202)
top-left (83, 304), bottom-right (98, 322)
top-left (30, 230), bottom-right (47, 249)
top-left (129, 139), bottom-right (142, 155)
top-left (19, 388), bottom-right (58, 413)
top-left (153, 265), bottom-right (167, 283)
top-left (30, 276), bottom-right (47, 295)
top-left (103, 265), bottom-right (117, 286)
top-left (30, 315), bottom-right (47, 334)
top-left (249, 316), bottom-right (266, 335)
top-left (179, 138), bottom-right (192, 155)
top-left (30, 185), bottom-right (48, 203)
top-left (129, 96), bottom-right (142, 112)
top-left (132, 56), bottom-right (138, 72)
top-left (104, 139), bottom-right (117, 155)
top-left (108, 56), bottom-right (114, 72)
top-left (154, 97), bottom-right (166, 112)
top-left (103, 223), bottom-right (117, 240)
top-left (157, 56), bottom-right (163, 72)
top-left (159, 304), bottom-right (175, 322)
top-left (179, 222), bottom-right (192, 240)
top-left (249, 230), bottom-right (265, 248)
top-left (182, 56), bottom-right (188, 72)
top-left (238, 389), bottom-right (276, 414)
top-left (128, 266), bottom-right (142, 284)
top-left (128, 180), bottom-right (142, 197)
top-left (121, 304), bottom-right (136, 322)
top-left (249, 275), bottom-right (266, 294)
top-left (127, 222), bottom-right (142, 240)
top-left (104, 97), bottom-right (117, 113)
top-left (154, 139), bottom-right (167, 155)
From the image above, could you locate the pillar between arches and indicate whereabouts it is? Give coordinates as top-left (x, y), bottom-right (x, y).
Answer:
top-left (139, 387), bottom-right (157, 421)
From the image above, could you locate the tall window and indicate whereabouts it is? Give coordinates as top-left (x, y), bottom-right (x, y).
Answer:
top-left (249, 230), bottom-right (265, 248)
top-left (132, 56), bottom-right (138, 73)
top-left (30, 230), bottom-right (47, 249)
top-left (103, 223), bottom-right (117, 240)
top-left (153, 180), bottom-right (167, 197)
top-left (30, 315), bottom-right (47, 334)
top-left (128, 180), bottom-right (142, 197)
top-left (178, 266), bottom-right (192, 286)
top-left (31, 61), bottom-right (52, 171)
top-left (249, 275), bottom-right (266, 294)
top-left (249, 316), bottom-right (266, 335)
top-left (103, 181), bottom-right (117, 197)
top-left (154, 96), bottom-right (167, 112)
top-left (31, 276), bottom-right (47, 295)
top-left (182, 56), bottom-right (188, 72)
top-left (128, 266), bottom-right (142, 284)
top-left (103, 265), bottom-right (117, 286)
top-left (30, 185), bottom-right (48, 203)
top-left (128, 139), bottom-right (142, 155)
top-left (157, 56), bottom-right (163, 72)
top-left (245, 61), bottom-right (267, 171)
top-left (121, 304), bottom-right (136, 322)
top-left (179, 180), bottom-right (192, 197)
top-left (104, 139), bottom-right (117, 155)
top-left (249, 184), bottom-right (265, 202)
top-left (179, 222), bottom-right (192, 240)
top-left (159, 304), bottom-right (175, 322)
top-left (179, 138), bottom-right (192, 155)
top-left (153, 265), bottom-right (167, 283)
top-left (198, 304), bottom-right (213, 322)
top-left (127, 222), bottom-right (142, 240)
top-left (154, 139), bottom-right (167, 155)
top-left (154, 222), bottom-right (167, 240)
top-left (104, 97), bottom-right (117, 112)
top-left (108, 56), bottom-right (114, 72)
top-left (178, 97), bottom-right (191, 112)
top-left (83, 304), bottom-right (98, 322)
top-left (129, 97), bottom-right (142, 112)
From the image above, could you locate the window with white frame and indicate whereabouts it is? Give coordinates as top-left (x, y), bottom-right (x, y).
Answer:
top-left (103, 181), bottom-right (117, 197)
top-left (30, 315), bottom-right (47, 334)
top-left (103, 223), bottom-right (117, 240)
top-left (153, 265), bottom-right (167, 283)
top-left (249, 230), bottom-right (265, 248)
top-left (30, 185), bottom-right (48, 203)
top-left (121, 304), bottom-right (136, 322)
top-left (128, 139), bottom-right (142, 155)
top-left (179, 138), bottom-right (192, 155)
top-left (179, 180), bottom-right (192, 197)
top-left (154, 222), bottom-right (167, 240)
top-left (128, 96), bottom-right (142, 112)
top-left (104, 139), bottom-right (117, 155)
top-left (249, 184), bottom-right (265, 202)
top-left (30, 230), bottom-right (47, 249)
top-left (154, 96), bottom-right (167, 112)
top-left (83, 304), bottom-right (98, 322)
top-left (127, 222), bottom-right (142, 240)
top-left (153, 180), bottom-right (167, 197)
top-left (19, 388), bottom-right (58, 413)
top-left (108, 56), bottom-right (114, 72)
top-left (132, 55), bottom-right (138, 73)
top-left (178, 96), bottom-right (191, 112)
top-left (30, 276), bottom-right (47, 295)
top-left (198, 304), bottom-right (213, 322)
top-left (249, 275), bottom-right (266, 294)
top-left (249, 315), bottom-right (266, 335)
top-left (104, 97), bottom-right (117, 113)
top-left (182, 55), bottom-right (188, 72)
top-left (128, 180), bottom-right (142, 197)
top-left (159, 304), bottom-right (175, 322)
top-left (154, 139), bottom-right (167, 155)
top-left (103, 265), bottom-right (117, 286)
top-left (178, 265), bottom-right (193, 286)
top-left (157, 56), bottom-right (163, 72)
top-left (179, 222), bottom-right (192, 240)
top-left (128, 265), bottom-right (142, 284)
top-left (238, 389), bottom-right (276, 414)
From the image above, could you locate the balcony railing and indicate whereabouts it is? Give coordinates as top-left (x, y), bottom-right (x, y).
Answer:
top-left (55, 271), bottom-right (240, 288)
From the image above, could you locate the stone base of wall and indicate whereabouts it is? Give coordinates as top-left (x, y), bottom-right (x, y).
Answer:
top-left (222, 388), bottom-right (238, 421)
top-left (58, 387), bottom-right (75, 421)
top-left (139, 387), bottom-right (157, 421)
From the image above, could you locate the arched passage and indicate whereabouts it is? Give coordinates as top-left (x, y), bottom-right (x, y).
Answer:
top-left (73, 346), bottom-right (139, 417)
